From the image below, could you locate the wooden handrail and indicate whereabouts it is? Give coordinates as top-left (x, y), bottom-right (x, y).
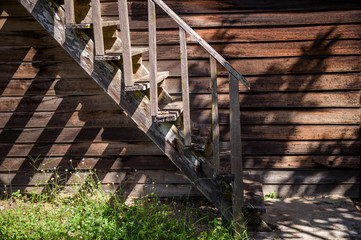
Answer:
top-left (147, 0), bottom-right (246, 232)
top-left (151, 0), bottom-right (250, 90)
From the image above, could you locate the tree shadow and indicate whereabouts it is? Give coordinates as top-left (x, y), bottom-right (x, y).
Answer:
top-left (0, 0), bottom-right (173, 201)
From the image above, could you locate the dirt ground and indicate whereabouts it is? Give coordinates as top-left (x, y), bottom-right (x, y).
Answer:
top-left (249, 196), bottom-right (361, 240)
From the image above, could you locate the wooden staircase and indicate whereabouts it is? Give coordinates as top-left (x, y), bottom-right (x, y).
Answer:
top-left (19, 0), bottom-right (265, 230)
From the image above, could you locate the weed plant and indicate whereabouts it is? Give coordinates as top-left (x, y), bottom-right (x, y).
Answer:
top-left (0, 157), bottom-right (248, 239)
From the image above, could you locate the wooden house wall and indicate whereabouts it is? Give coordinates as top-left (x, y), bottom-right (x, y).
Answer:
top-left (0, 0), bottom-right (360, 197)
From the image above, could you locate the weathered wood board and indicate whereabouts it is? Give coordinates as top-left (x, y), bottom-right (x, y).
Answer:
top-left (0, 0), bottom-right (359, 198)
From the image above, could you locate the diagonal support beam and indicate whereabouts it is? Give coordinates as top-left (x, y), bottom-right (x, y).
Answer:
top-left (18, 0), bottom-right (233, 221)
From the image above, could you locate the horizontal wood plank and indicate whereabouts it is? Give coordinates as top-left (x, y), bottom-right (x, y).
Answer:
top-left (220, 140), bottom-right (360, 155)
top-left (0, 127), bottom-right (149, 143)
top-left (165, 74), bottom-right (361, 93)
top-left (0, 140), bottom-right (358, 157)
top-left (126, 10), bottom-right (361, 29)
top-left (0, 109), bottom-right (358, 129)
top-left (187, 92), bottom-right (361, 108)
top-left (0, 46), bottom-right (75, 63)
top-left (155, 56), bottom-right (361, 76)
top-left (100, 0), bottom-right (361, 15)
top-left (0, 156), bottom-right (176, 171)
top-left (0, 31), bottom-right (58, 47)
top-left (224, 125), bottom-right (360, 140)
top-left (0, 92), bottom-right (359, 113)
top-left (0, 62), bottom-right (90, 79)
top-left (0, 142), bottom-right (163, 157)
top-left (240, 155), bottom-right (360, 169)
top-left (0, 111), bottom-right (137, 128)
top-left (0, 95), bottom-right (120, 112)
top-left (1, 155), bottom-right (359, 171)
top-left (149, 40), bottom-right (361, 59)
top-left (0, 78), bottom-right (103, 96)
top-left (131, 25), bottom-right (361, 44)
top-left (0, 169), bottom-right (358, 185)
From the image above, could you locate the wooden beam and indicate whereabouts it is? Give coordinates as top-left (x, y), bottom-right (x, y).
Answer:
top-left (179, 27), bottom-right (191, 146)
top-left (210, 56), bottom-right (220, 175)
top-left (148, 0), bottom-right (158, 116)
top-left (91, 0), bottom-right (105, 56)
top-left (18, 0), bottom-right (233, 221)
top-left (118, 0), bottom-right (133, 87)
top-left (64, 0), bottom-right (75, 25)
top-left (229, 73), bottom-right (244, 234)
top-left (150, 0), bottom-right (250, 90)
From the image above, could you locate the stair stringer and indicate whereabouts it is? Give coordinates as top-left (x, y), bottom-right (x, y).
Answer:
top-left (19, 0), bottom-right (233, 221)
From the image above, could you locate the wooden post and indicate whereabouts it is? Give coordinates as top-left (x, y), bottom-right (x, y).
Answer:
top-left (148, 0), bottom-right (158, 117)
top-left (229, 73), bottom-right (245, 236)
top-left (91, 0), bottom-right (105, 56)
top-left (118, 0), bottom-right (133, 87)
top-left (210, 56), bottom-right (220, 174)
top-left (64, 0), bottom-right (75, 25)
top-left (179, 27), bottom-right (191, 146)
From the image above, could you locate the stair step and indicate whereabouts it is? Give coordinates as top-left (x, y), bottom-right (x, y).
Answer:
top-left (65, 20), bottom-right (118, 29)
top-left (184, 127), bottom-right (211, 151)
top-left (155, 99), bottom-right (183, 122)
top-left (94, 47), bottom-right (149, 60)
top-left (244, 177), bottom-right (266, 214)
top-left (125, 71), bottom-right (169, 91)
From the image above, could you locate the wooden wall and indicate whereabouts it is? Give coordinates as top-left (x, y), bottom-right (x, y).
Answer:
top-left (0, 0), bottom-right (360, 197)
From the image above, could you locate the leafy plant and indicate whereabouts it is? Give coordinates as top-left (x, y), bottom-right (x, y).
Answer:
top-left (264, 191), bottom-right (277, 200)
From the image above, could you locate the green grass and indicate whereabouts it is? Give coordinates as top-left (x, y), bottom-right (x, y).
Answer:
top-left (264, 191), bottom-right (277, 200)
top-left (0, 169), bottom-right (247, 239)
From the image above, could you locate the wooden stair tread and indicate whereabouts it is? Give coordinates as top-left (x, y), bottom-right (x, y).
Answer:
top-left (243, 177), bottom-right (266, 214)
top-left (155, 99), bottom-right (183, 122)
top-left (125, 71), bottom-right (169, 91)
top-left (95, 47), bottom-right (149, 60)
top-left (65, 20), bottom-right (118, 29)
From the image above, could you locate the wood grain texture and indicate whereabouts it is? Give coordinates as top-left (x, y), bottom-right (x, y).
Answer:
top-left (165, 74), bottom-right (361, 93)
top-left (130, 25), bottom-right (361, 45)
top-left (220, 140), bottom-right (360, 155)
top-left (2, 0), bottom-right (360, 201)
top-left (18, 0), bottom-right (234, 221)
top-left (155, 57), bottom-right (361, 77)
top-left (0, 141), bottom-right (163, 157)
top-left (127, 10), bottom-right (361, 29)
top-left (179, 27), bottom-right (191, 146)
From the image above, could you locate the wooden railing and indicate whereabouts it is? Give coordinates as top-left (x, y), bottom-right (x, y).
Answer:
top-left (147, 0), bottom-right (250, 229)
top-left (64, 0), bottom-right (250, 230)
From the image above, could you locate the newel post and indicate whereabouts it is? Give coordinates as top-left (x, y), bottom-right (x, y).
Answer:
top-left (229, 73), bottom-right (245, 235)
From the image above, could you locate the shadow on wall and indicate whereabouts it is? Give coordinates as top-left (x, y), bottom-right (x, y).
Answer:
top-left (0, 0), bottom-right (179, 200)
top-left (183, 1), bottom-right (361, 198)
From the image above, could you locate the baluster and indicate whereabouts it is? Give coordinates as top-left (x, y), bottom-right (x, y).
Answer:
top-left (64, 0), bottom-right (75, 25)
top-left (179, 27), bottom-right (191, 146)
top-left (91, 0), bottom-right (105, 56)
top-left (118, 0), bottom-right (133, 87)
top-left (210, 56), bottom-right (220, 174)
top-left (148, 0), bottom-right (158, 116)
top-left (229, 73), bottom-right (244, 233)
